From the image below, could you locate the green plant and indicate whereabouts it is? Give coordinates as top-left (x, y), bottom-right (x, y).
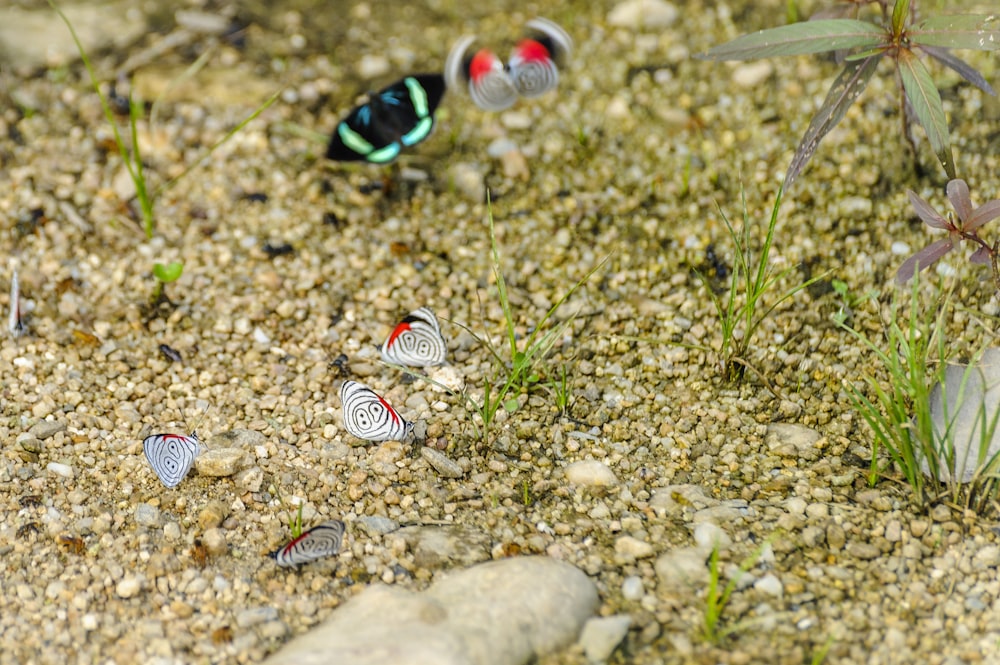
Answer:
top-left (698, 185), bottom-right (824, 381)
top-left (50, 0), bottom-right (279, 239)
top-left (151, 260), bottom-right (184, 306)
top-left (470, 198), bottom-right (604, 440)
top-left (272, 484), bottom-right (305, 538)
top-left (840, 277), bottom-right (1000, 510)
top-left (545, 363), bottom-right (572, 417)
top-left (701, 535), bottom-right (773, 645)
top-left (830, 278), bottom-right (878, 327)
top-left (698, 0), bottom-right (999, 188)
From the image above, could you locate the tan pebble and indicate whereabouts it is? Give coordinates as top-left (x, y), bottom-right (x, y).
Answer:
top-left (910, 519), bottom-right (929, 537)
top-left (202, 528), bottom-right (227, 555)
top-left (170, 600), bottom-right (194, 619)
top-left (194, 448), bottom-right (246, 477)
top-left (372, 441), bottom-right (405, 465)
top-left (500, 149), bottom-right (530, 181)
top-left (615, 536), bottom-right (655, 559)
top-left (198, 500), bottom-right (230, 530)
top-left (826, 524), bottom-right (846, 550)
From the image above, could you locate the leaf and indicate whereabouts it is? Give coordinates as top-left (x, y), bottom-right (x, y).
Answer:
top-left (910, 15), bottom-right (1000, 51)
top-left (783, 54), bottom-right (881, 190)
top-left (906, 190), bottom-right (950, 229)
top-left (697, 19), bottom-right (885, 61)
top-left (898, 49), bottom-right (955, 179)
top-left (153, 261), bottom-right (184, 283)
top-left (919, 45), bottom-right (996, 96)
top-left (966, 200), bottom-right (1000, 233)
top-left (946, 179), bottom-right (973, 223)
top-left (896, 238), bottom-right (954, 284)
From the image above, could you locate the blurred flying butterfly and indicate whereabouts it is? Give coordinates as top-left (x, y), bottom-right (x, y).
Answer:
top-left (269, 519), bottom-right (346, 568)
top-left (9, 268), bottom-right (24, 338)
top-left (380, 307), bottom-right (447, 367)
top-left (142, 432), bottom-right (204, 488)
top-left (340, 380), bottom-right (413, 442)
top-left (326, 74), bottom-right (446, 164)
top-left (445, 17), bottom-right (573, 111)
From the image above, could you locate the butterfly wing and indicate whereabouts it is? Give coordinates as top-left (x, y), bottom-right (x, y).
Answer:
top-left (326, 75), bottom-right (445, 164)
top-left (340, 380), bottom-right (412, 441)
top-left (143, 433), bottom-right (201, 488)
top-left (380, 307), bottom-right (447, 367)
top-left (269, 520), bottom-right (346, 567)
top-left (509, 18), bottom-right (572, 98)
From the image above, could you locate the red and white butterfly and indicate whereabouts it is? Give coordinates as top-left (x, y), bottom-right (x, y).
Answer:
top-left (445, 18), bottom-right (573, 112)
top-left (380, 307), bottom-right (447, 367)
top-left (269, 520), bottom-right (346, 568)
top-left (340, 380), bottom-right (413, 442)
top-left (142, 432), bottom-right (203, 488)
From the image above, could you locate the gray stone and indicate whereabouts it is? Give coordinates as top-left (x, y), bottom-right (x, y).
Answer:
top-left (578, 615), bottom-right (632, 663)
top-left (356, 516), bottom-right (400, 536)
top-left (654, 546), bottom-right (708, 592)
top-left (134, 503), bottom-right (161, 528)
top-left (207, 428), bottom-right (267, 449)
top-left (29, 420), bottom-right (66, 439)
top-left (261, 557), bottom-right (598, 665)
top-left (925, 348), bottom-right (1000, 483)
top-left (765, 423), bottom-right (823, 461)
top-left (421, 447), bottom-right (465, 478)
top-left (397, 525), bottom-right (491, 569)
top-left (236, 606), bottom-right (280, 629)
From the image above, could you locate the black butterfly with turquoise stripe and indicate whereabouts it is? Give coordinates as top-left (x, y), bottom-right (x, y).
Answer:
top-left (326, 74), bottom-right (446, 164)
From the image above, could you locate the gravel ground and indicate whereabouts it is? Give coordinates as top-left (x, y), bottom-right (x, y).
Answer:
top-left (3, 1), bottom-right (1000, 664)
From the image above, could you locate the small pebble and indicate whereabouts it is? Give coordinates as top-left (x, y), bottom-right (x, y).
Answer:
top-left (622, 576), bottom-right (644, 601)
top-left (615, 535), bottom-right (654, 559)
top-left (578, 615), bottom-right (632, 662)
top-left (420, 447), bottom-right (464, 478)
top-left (194, 448), bottom-right (246, 477)
top-left (116, 575), bottom-right (142, 599)
top-left (134, 503), bottom-right (161, 528)
top-left (47, 462), bottom-right (74, 478)
top-left (203, 528), bottom-right (227, 556)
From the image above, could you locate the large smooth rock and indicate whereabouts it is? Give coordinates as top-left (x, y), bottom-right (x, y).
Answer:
top-left (262, 557), bottom-right (599, 665)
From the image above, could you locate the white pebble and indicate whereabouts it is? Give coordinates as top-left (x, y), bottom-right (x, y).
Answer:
top-left (622, 575), bottom-right (645, 600)
top-left (608, 0), bottom-right (679, 29)
top-left (565, 460), bottom-right (619, 487)
top-left (116, 575), bottom-right (142, 599)
top-left (754, 573), bottom-right (784, 598)
top-left (47, 462), bottom-right (74, 478)
top-left (891, 241), bottom-right (912, 256)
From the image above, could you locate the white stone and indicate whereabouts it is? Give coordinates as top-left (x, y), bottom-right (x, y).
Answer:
top-left (578, 615), bottom-right (632, 662)
top-left (754, 573), bottom-right (784, 598)
top-left (565, 460), bottom-right (619, 487)
top-left (116, 575), bottom-right (142, 599)
top-left (608, 0), bottom-right (679, 29)
top-left (615, 535), bottom-right (654, 559)
top-left (621, 576), bottom-right (644, 601)
top-left (47, 462), bottom-right (74, 478)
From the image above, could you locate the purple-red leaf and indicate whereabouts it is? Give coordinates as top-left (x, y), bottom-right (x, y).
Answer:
top-left (907, 190), bottom-right (951, 229)
top-left (965, 200), bottom-right (1000, 232)
top-left (946, 179), bottom-right (973, 223)
top-left (896, 238), bottom-right (955, 284)
top-left (920, 45), bottom-right (996, 96)
top-left (969, 245), bottom-right (992, 265)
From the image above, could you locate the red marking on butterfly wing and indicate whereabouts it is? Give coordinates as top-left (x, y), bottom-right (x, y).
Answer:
top-left (512, 38), bottom-right (552, 65)
top-left (385, 322), bottom-right (412, 350)
top-left (377, 395), bottom-right (401, 425)
top-left (469, 49), bottom-right (502, 82)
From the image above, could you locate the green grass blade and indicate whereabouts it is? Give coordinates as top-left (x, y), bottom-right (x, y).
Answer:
top-left (129, 97), bottom-right (154, 238)
top-left (898, 49), bottom-right (955, 179)
top-left (910, 15), bottom-right (1000, 51)
top-left (783, 54), bottom-right (881, 190)
top-left (155, 88), bottom-right (281, 197)
top-left (697, 19), bottom-right (884, 61)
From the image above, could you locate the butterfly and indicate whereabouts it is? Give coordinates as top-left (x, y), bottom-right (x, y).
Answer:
top-left (444, 17), bottom-right (573, 112)
top-left (340, 380), bottom-right (413, 442)
top-left (326, 74), bottom-right (446, 164)
top-left (9, 268), bottom-right (24, 338)
top-left (269, 520), bottom-right (346, 567)
top-left (142, 432), bottom-right (203, 488)
top-left (380, 307), bottom-right (447, 367)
